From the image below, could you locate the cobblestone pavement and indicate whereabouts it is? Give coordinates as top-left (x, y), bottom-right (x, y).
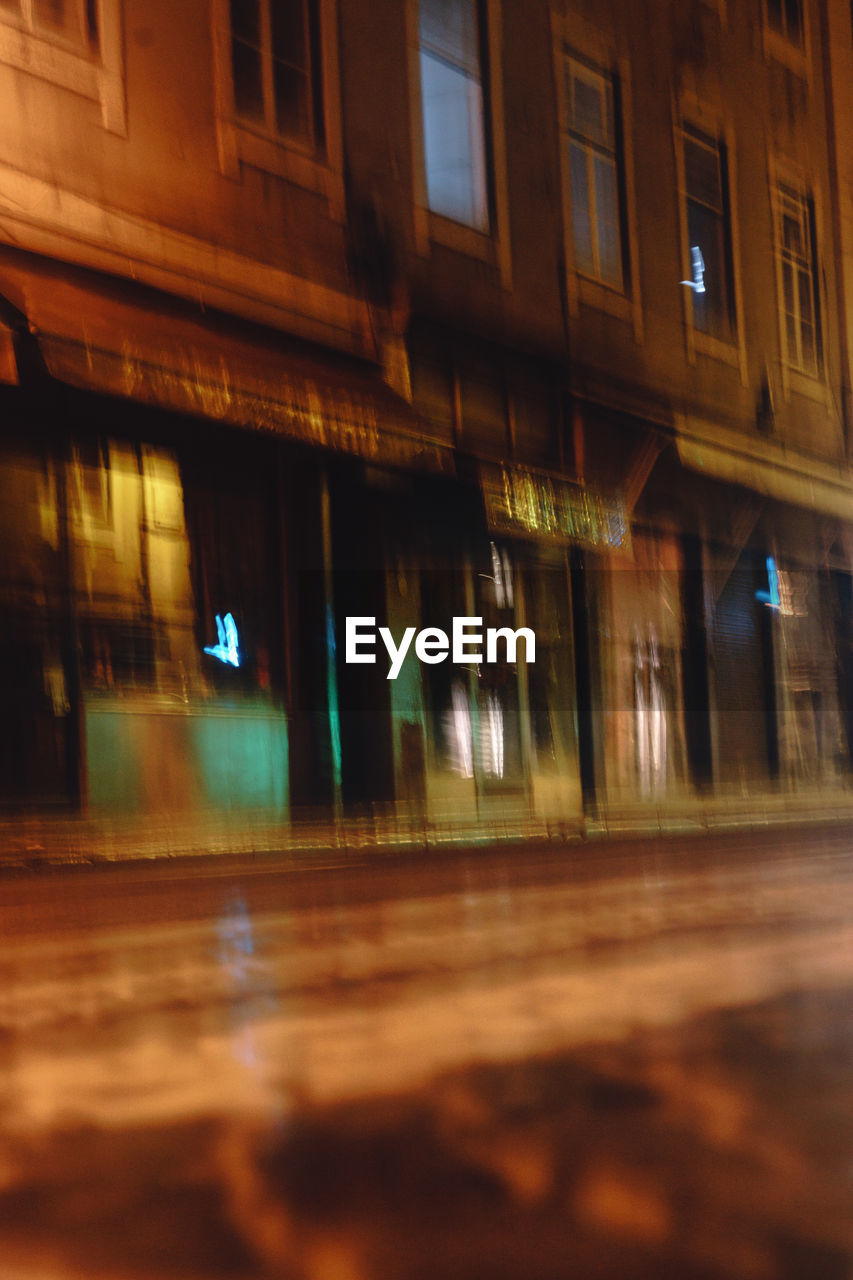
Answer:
top-left (1, 826), bottom-right (852, 1279)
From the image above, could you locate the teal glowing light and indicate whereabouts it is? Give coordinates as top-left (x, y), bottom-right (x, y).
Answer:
top-left (204, 612), bottom-right (240, 666)
top-left (756, 556), bottom-right (781, 609)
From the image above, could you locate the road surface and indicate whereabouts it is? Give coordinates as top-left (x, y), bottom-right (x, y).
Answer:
top-left (1, 825), bottom-right (853, 1279)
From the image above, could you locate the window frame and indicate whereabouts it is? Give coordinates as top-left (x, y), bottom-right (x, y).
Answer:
top-left (407, 0), bottom-right (511, 289)
top-left (674, 100), bottom-right (747, 380)
top-left (682, 124), bottom-right (735, 345)
top-left (418, 0), bottom-right (490, 233)
top-left (552, 14), bottom-right (642, 342)
top-left (0, 0), bottom-right (93, 52)
top-left (211, 0), bottom-right (344, 217)
top-left (0, 0), bottom-right (125, 133)
top-left (771, 169), bottom-right (825, 392)
top-left (762, 0), bottom-right (811, 77)
top-left (564, 53), bottom-right (627, 294)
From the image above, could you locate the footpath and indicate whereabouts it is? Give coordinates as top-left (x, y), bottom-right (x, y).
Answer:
top-left (1, 788), bottom-right (852, 871)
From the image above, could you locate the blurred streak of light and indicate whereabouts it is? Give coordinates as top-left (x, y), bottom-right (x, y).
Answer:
top-left (480, 689), bottom-right (504, 778)
top-left (446, 679), bottom-right (474, 777)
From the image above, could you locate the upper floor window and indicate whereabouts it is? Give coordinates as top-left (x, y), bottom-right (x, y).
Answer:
top-left (683, 125), bottom-right (735, 343)
top-left (766, 0), bottom-right (804, 45)
top-left (418, 0), bottom-right (489, 231)
top-left (229, 0), bottom-right (323, 150)
top-left (0, 0), bottom-right (97, 50)
top-left (775, 183), bottom-right (820, 375)
top-left (0, 0), bottom-right (124, 132)
top-left (565, 56), bottom-right (625, 291)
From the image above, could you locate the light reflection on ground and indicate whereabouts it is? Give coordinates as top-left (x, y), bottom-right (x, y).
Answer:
top-left (0, 827), bottom-right (852, 1277)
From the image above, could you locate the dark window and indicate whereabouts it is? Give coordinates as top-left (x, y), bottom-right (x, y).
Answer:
top-left (230, 0), bottom-right (323, 149)
top-left (683, 126), bottom-right (735, 342)
top-left (767, 0), bottom-right (804, 45)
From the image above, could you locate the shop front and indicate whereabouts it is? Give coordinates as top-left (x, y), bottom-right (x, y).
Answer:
top-left (0, 249), bottom-right (451, 827)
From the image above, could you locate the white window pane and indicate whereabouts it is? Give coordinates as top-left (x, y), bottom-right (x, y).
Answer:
top-left (420, 50), bottom-right (488, 229)
top-left (570, 143), bottom-right (594, 274)
top-left (594, 153), bottom-right (622, 288)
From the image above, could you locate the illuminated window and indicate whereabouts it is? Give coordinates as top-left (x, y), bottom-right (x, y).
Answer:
top-left (766, 0), bottom-right (804, 45)
top-left (683, 126), bottom-right (734, 342)
top-left (0, 0), bottom-right (97, 49)
top-left (229, 0), bottom-right (323, 149)
top-left (418, 0), bottom-right (489, 231)
top-left (565, 56), bottom-right (625, 291)
top-left (71, 438), bottom-right (111, 532)
top-left (775, 183), bottom-right (820, 376)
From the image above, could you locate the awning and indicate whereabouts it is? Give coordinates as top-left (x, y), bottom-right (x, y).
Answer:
top-left (676, 415), bottom-right (853, 521)
top-left (42, 333), bottom-right (453, 474)
top-left (0, 250), bottom-right (454, 475)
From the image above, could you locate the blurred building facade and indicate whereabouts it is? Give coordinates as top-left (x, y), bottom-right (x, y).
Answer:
top-left (1, 0), bottom-right (852, 834)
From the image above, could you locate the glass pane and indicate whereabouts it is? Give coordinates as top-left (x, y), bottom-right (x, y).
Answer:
top-left (684, 133), bottom-right (721, 211)
top-left (33, 0), bottom-right (82, 40)
top-left (785, 311), bottom-right (798, 360)
top-left (271, 0), bottom-right (307, 72)
top-left (782, 260), bottom-right (795, 314)
top-left (570, 143), bottom-right (594, 274)
top-left (420, 0), bottom-right (479, 76)
top-left (274, 60), bottom-right (310, 140)
top-left (798, 266), bottom-right (815, 331)
top-left (232, 37), bottom-right (264, 118)
top-left (688, 199), bottom-right (729, 339)
top-left (784, 0), bottom-right (803, 40)
top-left (572, 74), bottom-right (605, 146)
top-left (783, 211), bottom-right (804, 259)
top-left (230, 0), bottom-right (260, 45)
top-left (420, 50), bottom-right (488, 229)
top-left (594, 153), bottom-right (623, 288)
top-left (800, 321), bottom-right (816, 372)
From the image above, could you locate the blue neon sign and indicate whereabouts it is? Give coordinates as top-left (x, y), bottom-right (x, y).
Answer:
top-left (204, 612), bottom-right (241, 667)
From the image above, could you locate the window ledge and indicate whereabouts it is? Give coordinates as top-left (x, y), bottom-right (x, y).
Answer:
top-left (787, 366), bottom-right (827, 403)
top-left (763, 26), bottom-right (809, 77)
top-left (216, 118), bottom-right (344, 216)
top-left (578, 276), bottom-right (632, 323)
top-left (693, 329), bottom-right (741, 367)
top-left (428, 211), bottom-right (493, 262)
top-left (0, 3), bottom-right (125, 133)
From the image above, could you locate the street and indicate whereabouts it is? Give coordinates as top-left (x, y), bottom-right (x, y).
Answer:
top-left (2, 825), bottom-right (853, 1279)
